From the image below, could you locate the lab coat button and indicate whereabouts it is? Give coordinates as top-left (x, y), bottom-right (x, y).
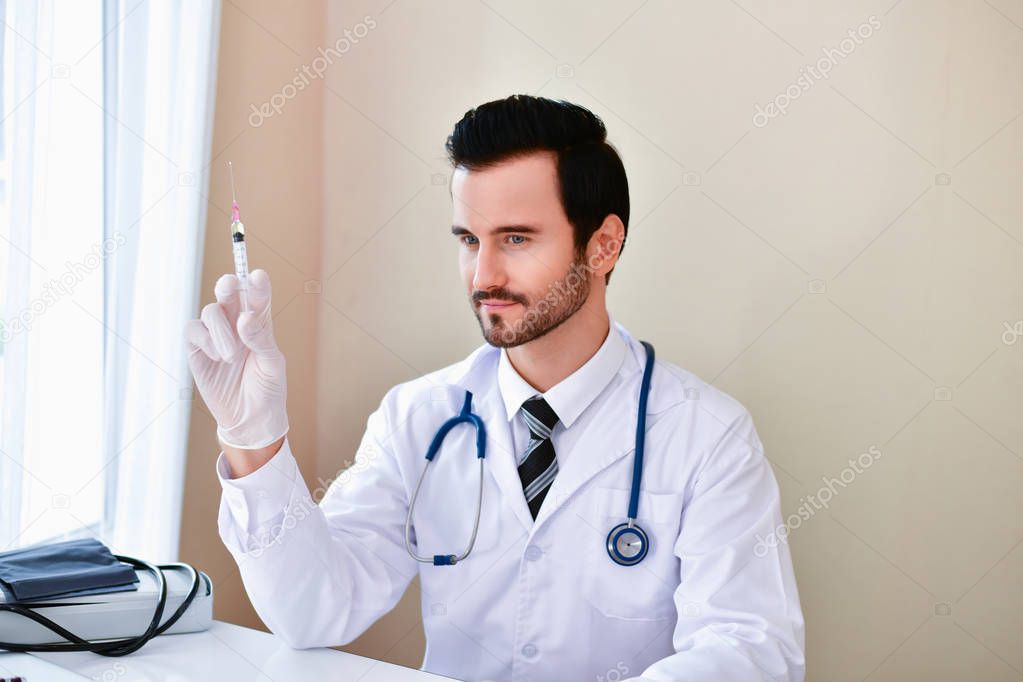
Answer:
top-left (524, 545), bottom-right (543, 561)
top-left (521, 643), bottom-right (537, 657)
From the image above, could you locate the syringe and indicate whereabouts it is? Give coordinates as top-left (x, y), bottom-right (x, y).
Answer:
top-left (227, 161), bottom-right (250, 313)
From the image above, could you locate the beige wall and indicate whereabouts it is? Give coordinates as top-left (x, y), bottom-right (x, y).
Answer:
top-left (179, 0), bottom-right (326, 648)
top-left (182, 1), bottom-right (1023, 679)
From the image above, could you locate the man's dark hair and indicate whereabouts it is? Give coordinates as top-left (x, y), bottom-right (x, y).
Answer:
top-left (445, 94), bottom-right (629, 285)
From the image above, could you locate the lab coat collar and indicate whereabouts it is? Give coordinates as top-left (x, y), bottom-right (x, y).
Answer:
top-left (496, 314), bottom-right (628, 428)
top-left (444, 320), bottom-right (678, 535)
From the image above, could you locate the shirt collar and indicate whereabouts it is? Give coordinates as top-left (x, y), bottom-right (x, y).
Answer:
top-left (497, 315), bottom-right (627, 429)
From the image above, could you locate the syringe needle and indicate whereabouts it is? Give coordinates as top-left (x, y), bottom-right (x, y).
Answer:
top-left (227, 160), bottom-right (238, 204)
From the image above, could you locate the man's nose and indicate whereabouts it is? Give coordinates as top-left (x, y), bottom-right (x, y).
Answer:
top-left (472, 244), bottom-right (506, 292)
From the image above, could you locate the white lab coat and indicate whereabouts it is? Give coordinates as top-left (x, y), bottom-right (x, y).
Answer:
top-left (216, 322), bottom-right (806, 681)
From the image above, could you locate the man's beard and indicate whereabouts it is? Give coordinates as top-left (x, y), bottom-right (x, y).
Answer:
top-left (473, 251), bottom-right (591, 349)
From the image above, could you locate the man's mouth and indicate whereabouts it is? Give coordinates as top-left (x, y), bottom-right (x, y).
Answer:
top-left (479, 300), bottom-right (518, 310)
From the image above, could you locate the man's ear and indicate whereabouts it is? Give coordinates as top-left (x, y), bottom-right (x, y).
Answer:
top-left (585, 214), bottom-right (626, 279)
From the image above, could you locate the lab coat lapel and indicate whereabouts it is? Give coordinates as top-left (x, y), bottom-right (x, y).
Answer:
top-left (475, 385), bottom-right (537, 534)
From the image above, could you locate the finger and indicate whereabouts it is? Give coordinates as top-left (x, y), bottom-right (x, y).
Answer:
top-left (185, 318), bottom-right (221, 362)
top-left (245, 269), bottom-right (271, 315)
top-left (237, 269), bottom-right (278, 356)
top-left (201, 302), bottom-right (241, 363)
top-left (214, 273), bottom-right (241, 327)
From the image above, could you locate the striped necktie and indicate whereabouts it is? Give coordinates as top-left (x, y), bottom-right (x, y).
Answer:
top-left (517, 396), bottom-right (560, 520)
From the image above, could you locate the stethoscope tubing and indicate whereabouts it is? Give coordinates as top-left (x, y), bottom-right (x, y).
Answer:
top-left (405, 391), bottom-right (487, 566)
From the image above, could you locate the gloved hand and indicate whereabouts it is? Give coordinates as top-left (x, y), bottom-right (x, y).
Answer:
top-left (185, 268), bottom-right (289, 450)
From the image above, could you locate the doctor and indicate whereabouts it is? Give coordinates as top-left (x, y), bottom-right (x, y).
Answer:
top-left (186, 94), bottom-right (805, 681)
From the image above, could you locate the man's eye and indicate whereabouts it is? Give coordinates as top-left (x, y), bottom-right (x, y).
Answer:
top-left (460, 235), bottom-right (528, 246)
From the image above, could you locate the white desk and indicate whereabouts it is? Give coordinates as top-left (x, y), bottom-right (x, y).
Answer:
top-left (1, 621), bottom-right (457, 681)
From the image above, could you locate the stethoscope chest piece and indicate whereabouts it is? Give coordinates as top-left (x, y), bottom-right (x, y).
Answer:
top-left (606, 521), bottom-right (649, 566)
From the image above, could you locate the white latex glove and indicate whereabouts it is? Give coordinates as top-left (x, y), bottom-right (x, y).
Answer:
top-left (184, 268), bottom-right (289, 450)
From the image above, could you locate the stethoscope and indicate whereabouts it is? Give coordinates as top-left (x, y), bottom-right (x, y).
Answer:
top-left (405, 340), bottom-right (655, 568)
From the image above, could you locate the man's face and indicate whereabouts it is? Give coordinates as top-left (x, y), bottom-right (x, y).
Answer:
top-left (451, 151), bottom-right (591, 348)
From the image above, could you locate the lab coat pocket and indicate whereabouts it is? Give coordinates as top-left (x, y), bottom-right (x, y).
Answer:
top-left (580, 486), bottom-right (684, 622)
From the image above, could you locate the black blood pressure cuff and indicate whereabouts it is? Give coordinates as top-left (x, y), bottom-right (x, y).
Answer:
top-left (0, 537), bottom-right (139, 602)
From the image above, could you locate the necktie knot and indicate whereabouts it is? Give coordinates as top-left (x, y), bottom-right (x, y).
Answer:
top-left (521, 396), bottom-right (559, 440)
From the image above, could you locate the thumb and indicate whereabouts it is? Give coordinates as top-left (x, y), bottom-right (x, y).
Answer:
top-left (237, 269), bottom-right (278, 356)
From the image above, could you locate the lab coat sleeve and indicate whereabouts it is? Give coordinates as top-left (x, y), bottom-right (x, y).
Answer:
top-left (625, 409), bottom-right (806, 682)
top-left (215, 395), bottom-right (419, 649)
top-left (216, 442), bottom-right (300, 542)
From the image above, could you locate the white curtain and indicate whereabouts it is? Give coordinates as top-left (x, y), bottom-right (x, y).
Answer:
top-left (1, 0), bottom-right (108, 552)
top-left (103, 0), bottom-right (221, 562)
top-left (0, 0), bottom-right (221, 562)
